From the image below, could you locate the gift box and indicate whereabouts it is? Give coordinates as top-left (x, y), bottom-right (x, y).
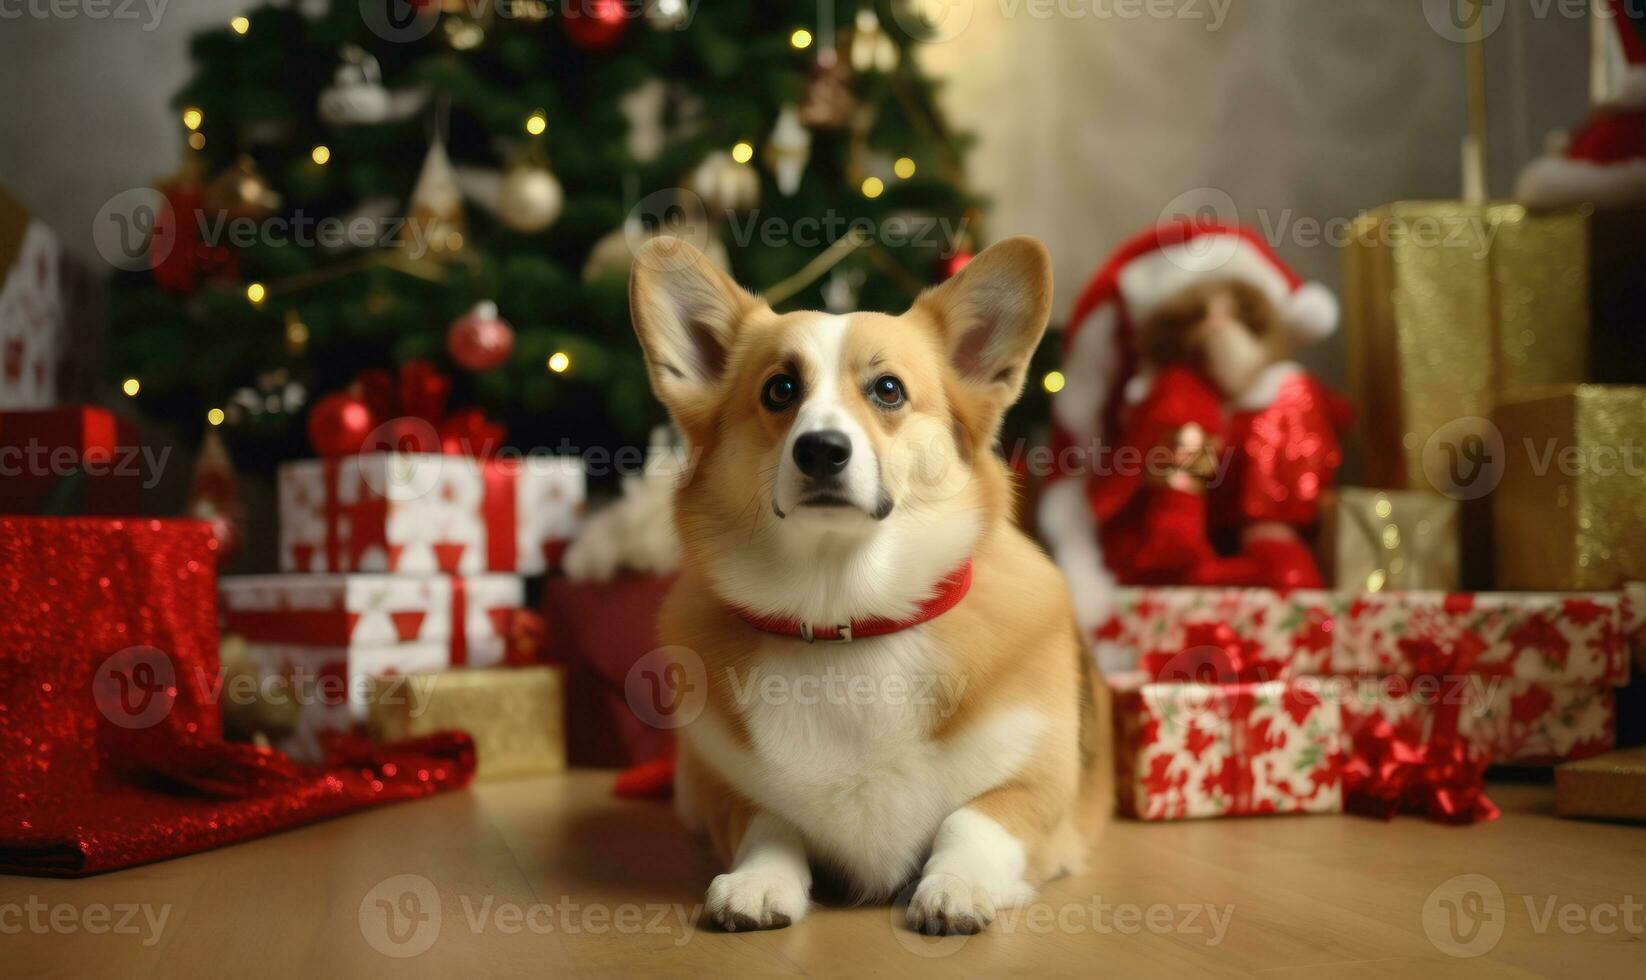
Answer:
top-left (1493, 385), bottom-right (1646, 591)
top-left (278, 452), bottom-right (584, 575)
top-left (1105, 587), bottom-right (1632, 687)
top-left (221, 572), bottom-right (525, 668)
top-left (1111, 674), bottom-right (1345, 821)
top-left (0, 187), bottom-right (60, 410)
top-left (221, 572), bottom-right (526, 762)
top-left (368, 666), bottom-right (565, 780)
top-left (1100, 586), bottom-right (1631, 764)
top-left (1317, 488), bottom-right (1459, 592)
top-left (1343, 203), bottom-right (1589, 493)
top-left (0, 517), bottom-right (474, 876)
top-left (542, 573), bottom-right (676, 768)
top-left (1555, 746), bottom-right (1646, 823)
top-left (0, 406), bottom-right (143, 514)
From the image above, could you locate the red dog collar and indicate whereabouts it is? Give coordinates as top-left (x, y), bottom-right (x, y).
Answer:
top-left (734, 562), bottom-right (974, 643)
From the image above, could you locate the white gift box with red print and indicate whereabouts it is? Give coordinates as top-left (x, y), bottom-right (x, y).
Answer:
top-left (1099, 587), bottom-right (1634, 765)
top-left (1112, 674), bottom-right (1345, 821)
top-left (0, 215), bottom-right (61, 410)
top-left (221, 572), bottom-right (524, 669)
top-left (276, 453), bottom-right (584, 575)
top-left (221, 573), bottom-right (526, 763)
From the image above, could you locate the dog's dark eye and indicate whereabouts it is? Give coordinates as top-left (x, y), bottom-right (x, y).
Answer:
top-left (762, 374), bottom-right (800, 411)
top-left (870, 374), bottom-right (905, 408)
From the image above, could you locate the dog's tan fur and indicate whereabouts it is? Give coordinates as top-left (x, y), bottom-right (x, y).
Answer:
top-left (630, 235), bottom-right (1109, 935)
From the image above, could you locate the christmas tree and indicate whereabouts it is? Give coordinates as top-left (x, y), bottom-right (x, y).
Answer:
top-left (112, 0), bottom-right (984, 473)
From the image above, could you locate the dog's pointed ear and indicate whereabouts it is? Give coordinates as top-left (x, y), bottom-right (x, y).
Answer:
top-left (630, 236), bottom-right (764, 435)
top-left (915, 235), bottom-right (1053, 435)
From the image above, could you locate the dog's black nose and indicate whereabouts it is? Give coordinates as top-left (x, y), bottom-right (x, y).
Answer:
top-left (793, 430), bottom-right (852, 479)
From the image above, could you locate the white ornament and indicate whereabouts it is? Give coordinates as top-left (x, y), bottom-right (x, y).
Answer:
top-left (851, 10), bottom-right (899, 74)
top-left (620, 79), bottom-right (668, 164)
top-left (498, 163), bottom-right (564, 233)
top-left (644, 0), bottom-right (690, 31)
top-left (688, 151), bottom-right (761, 215)
top-left (410, 138), bottom-right (463, 221)
top-left (582, 215), bottom-right (730, 283)
top-left (317, 47), bottom-right (429, 127)
top-left (765, 105), bottom-right (812, 196)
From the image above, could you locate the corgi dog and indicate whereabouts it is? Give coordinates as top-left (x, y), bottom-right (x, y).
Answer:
top-left (629, 235), bottom-right (1109, 935)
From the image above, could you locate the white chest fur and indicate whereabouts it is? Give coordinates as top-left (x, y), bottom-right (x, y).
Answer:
top-left (686, 630), bottom-right (1047, 899)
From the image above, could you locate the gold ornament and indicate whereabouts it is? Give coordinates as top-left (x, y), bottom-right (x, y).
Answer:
top-left (206, 155), bottom-right (282, 221)
top-left (798, 51), bottom-right (857, 130)
top-left (498, 160), bottom-right (564, 234)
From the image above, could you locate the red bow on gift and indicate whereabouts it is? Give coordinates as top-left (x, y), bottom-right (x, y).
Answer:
top-left (313, 361), bottom-right (506, 459)
top-left (1342, 633), bottom-right (1502, 825)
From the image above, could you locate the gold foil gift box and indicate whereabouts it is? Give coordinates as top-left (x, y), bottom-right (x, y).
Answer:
top-left (1493, 385), bottom-right (1646, 591)
top-left (369, 666), bottom-right (566, 780)
top-left (1344, 202), bottom-right (1590, 492)
top-left (1556, 747), bottom-right (1646, 824)
top-left (1317, 488), bottom-right (1460, 591)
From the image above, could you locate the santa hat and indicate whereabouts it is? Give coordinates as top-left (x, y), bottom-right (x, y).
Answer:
top-left (1517, 0), bottom-right (1646, 210)
top-left (1037, 219), bottom-right (1337, 635)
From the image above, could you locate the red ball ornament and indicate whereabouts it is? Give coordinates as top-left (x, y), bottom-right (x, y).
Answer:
top-left (307, 391), bottom-right (378, 457)
top-left (562, 0), bottom-right (629, 50)
top-left (446, 301), bottom-right (516, 372)
top-left (941, 249), bottom-right (975, 280)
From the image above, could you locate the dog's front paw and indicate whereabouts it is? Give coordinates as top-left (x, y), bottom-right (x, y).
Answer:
top-left (706, 870), bottom-right (809, 932)
top-left (906, 872), bottom-right (997, 936)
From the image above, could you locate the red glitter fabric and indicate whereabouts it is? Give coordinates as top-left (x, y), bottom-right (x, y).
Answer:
top-left (0, 517), bottom-right (475, 877)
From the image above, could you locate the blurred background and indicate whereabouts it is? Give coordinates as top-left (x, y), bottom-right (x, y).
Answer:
top-left (0, 0), bottom-right (1608, 571)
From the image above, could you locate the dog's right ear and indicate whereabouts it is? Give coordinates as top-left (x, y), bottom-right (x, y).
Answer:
top-left (630, 236), bottom-right (763, 436)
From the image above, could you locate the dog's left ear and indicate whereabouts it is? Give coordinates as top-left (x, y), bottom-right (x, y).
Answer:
top-left (914, 235), bottom-right (1053, 436)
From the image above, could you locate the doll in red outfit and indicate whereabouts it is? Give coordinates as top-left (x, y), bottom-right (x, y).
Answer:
top-left (1040, 221), bottom-right (1347, 639)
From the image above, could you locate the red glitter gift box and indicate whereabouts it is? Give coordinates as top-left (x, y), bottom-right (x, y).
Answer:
top-left (0, 517), bottom-right (474, 877)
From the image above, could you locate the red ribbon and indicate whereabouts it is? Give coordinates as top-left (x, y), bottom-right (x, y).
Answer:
top-left (482, 458), bottom-right (517, 572)
top-left (449, 575), bottom-right (468, 667)
top-left (1342, 634), bottom-right (1502, 825)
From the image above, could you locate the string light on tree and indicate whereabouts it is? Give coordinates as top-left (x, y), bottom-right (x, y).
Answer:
top-left (182, 107), bottom-right (203, 131)
top-left (188, 132), bottom-right (206, 151)
top-left (1043, 370), bottom-right (1066, 393)
top-left (311, 145), bottom-right (331, 165)
top-left (894, 157), bottom-right (917, 179)
top-left (861, 176), bottom-right (885, 199)
top-left (122, 378), bottom-right (141, 397)
top-left (547, 351), bottom-right (571, 374)
top-left (284, 311), bottom-right (310, 355)
top-left (246, 282), bottom-right (267, 305)
top-left (230, 16), bottom-right (249, 35)
top-left (731, 141), bottom-right (754, 164)
top-left (207, 408), bottom-right (226, 426)
top-left (790, 29), bottom-right (813, 49)
top-left (525, 112), bottom-right (547, 137)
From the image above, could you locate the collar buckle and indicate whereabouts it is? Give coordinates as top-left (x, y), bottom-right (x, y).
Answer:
top-left (798, 622), bottom-right (854, 644)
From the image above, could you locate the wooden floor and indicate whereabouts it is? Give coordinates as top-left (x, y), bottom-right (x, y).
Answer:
top-left (5, 773), bottom-right (1644, 978)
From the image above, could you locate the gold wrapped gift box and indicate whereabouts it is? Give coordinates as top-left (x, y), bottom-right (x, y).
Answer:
top-left (1556, 747), bottom-right (1646, 824)
top-left (1344, 202), bottom-right (1590, 492)
top-left (1493, 386), bottom-right (1646, 592)
top-left (369, 666), bottom-right (566, 781)
top-left (1317, 488), bottom-right (1460, 592)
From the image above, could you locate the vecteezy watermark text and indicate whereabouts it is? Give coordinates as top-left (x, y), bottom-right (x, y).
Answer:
top-left (0, 0), bottom-right (169, 31)
top-left (0, 897), bottom-right (171, 947)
